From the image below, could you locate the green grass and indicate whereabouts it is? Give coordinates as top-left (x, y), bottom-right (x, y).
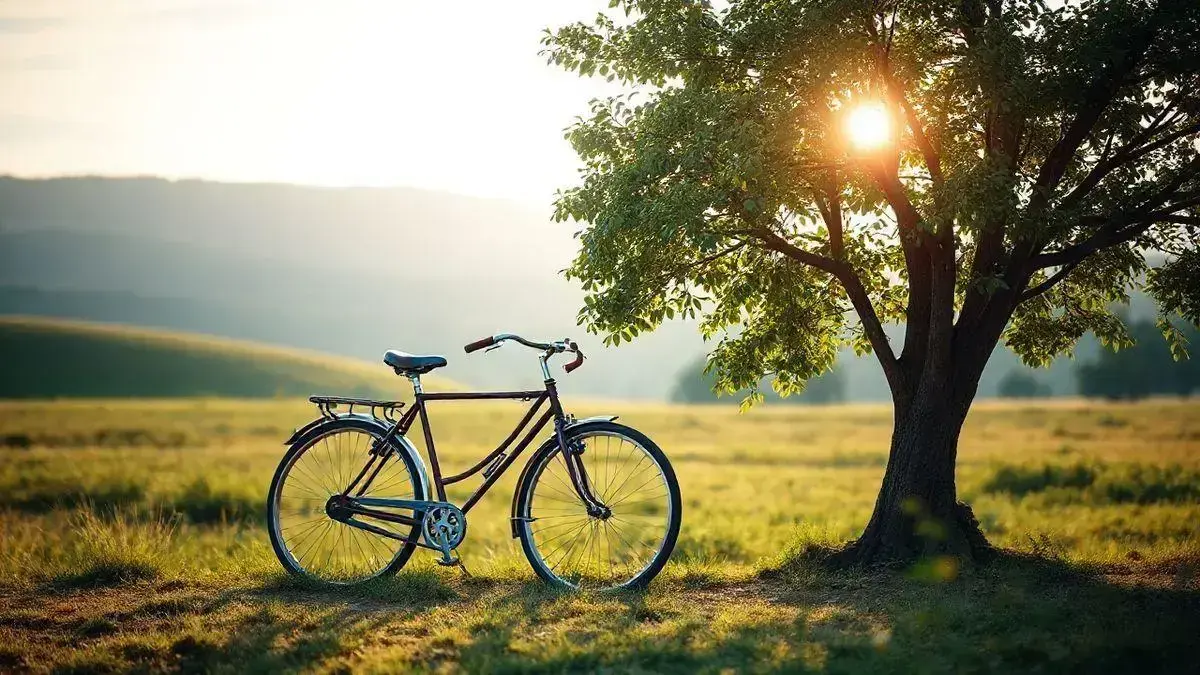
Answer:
top-left (0, 316), bottom-right (456, 399)
top-left (1, 398), bottom-right (1198, 672)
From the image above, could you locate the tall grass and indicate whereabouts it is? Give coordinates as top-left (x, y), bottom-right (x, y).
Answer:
top-left (0, 505), bottom-right (177, 588)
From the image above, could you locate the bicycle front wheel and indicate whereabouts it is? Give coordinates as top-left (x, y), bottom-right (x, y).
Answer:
top-left (515, 422), bottom-right (681, 590)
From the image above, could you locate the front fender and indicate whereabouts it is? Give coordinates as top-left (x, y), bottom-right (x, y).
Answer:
top-left (506, 415), bottom-right (619, 537)
top-left (570, 415), bottom-right (619, 427)
top-left (283, 414), bottom-right (433, 502)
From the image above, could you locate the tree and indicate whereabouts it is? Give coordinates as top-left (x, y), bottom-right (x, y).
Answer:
top-left (672, 355), bottom-right (846, 403)
top-left (996, 370), bottom-right (1051, 398)
top-left (1076, 318), bottom-right (1200, 398)
top-left (545, 0), bottom-right (1200, 565)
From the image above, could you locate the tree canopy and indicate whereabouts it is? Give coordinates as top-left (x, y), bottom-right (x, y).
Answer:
top-left (546, 0), bottom-right (1200, 407)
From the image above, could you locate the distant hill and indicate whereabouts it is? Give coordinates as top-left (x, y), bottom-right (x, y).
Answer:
top-left (0, 316), bottom-right (454, 399)
top-left (0, 176), bottom-right (701, 399)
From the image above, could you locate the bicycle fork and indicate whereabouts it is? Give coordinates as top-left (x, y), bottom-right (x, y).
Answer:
top-left (556, 420), bottom-right (611, 519)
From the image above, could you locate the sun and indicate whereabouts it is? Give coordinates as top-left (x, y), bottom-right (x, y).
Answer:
top-left (845, 102), bottom-right (891, 150)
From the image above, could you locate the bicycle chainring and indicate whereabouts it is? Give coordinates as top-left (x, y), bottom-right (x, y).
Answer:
top-left (421, 504), bottom-right (467, 552)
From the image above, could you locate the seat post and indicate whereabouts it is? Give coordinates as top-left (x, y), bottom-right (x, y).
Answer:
top-left (407, 374), bottom-right (423, 395)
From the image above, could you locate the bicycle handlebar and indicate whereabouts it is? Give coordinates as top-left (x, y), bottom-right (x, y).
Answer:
top-left (564, 341), bottom-right (585, 373)
top-left (463, 336), bottom-right (495, 353)
top-left (463, 333), bottom-right (585, 373)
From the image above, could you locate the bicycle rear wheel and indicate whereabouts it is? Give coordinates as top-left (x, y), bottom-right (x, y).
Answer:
top-left (515, 421), bottom-right (681, 590)
top-left (267, 418), bottom-right (425, 584)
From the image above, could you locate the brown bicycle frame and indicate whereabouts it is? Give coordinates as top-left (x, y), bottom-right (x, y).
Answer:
top-left (338, 379), bottom-right (602, 533)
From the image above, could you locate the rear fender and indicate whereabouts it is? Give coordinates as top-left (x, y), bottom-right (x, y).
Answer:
top-left (507, 415), bottom-right (618, 537)
top-left (284, 414), bottom-right (432, 501)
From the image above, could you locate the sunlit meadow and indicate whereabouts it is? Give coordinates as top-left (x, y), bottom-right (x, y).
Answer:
top-left (1, 398), bottom-right (1198, 672)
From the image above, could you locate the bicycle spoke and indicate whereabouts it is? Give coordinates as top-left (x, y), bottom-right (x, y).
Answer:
top-left (296, 520), bottom-right (332, 566)
top-left (609, 471), bottom-right (662, 507)
top-left (540, 519), bottom-right (591, 565)
top-left (533, 517), bottom-right (590, 543)
top-left (554, 520), bottom-right (595, 577)
top-left (288, 463), bottom-right (333, 498)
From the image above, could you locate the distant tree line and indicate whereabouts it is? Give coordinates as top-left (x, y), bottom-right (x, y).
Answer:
top-left (997, 371), bottom-right (1053, 399)
top-left (1074, 320), bottom-right (1200, 399)
top-left (672, 356), bottom-right (845, 405)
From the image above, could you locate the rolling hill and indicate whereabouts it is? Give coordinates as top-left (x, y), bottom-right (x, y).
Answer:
top-left (0, 176), bottom-right (703, 400)
top-left (0, 316), bottom-right (454, 399)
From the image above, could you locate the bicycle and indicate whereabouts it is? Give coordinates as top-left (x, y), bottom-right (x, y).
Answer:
top-left (267, 333), bottom-right (682, 590)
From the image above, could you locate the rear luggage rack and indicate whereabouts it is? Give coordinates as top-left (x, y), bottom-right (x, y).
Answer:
top-left (309, 395), bottom-right (406, 421)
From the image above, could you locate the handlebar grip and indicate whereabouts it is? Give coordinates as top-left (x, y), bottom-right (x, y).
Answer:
top-left (564, 342), bottom-right (584, 373)
top-left (464, 336), bottom-right (495, 353)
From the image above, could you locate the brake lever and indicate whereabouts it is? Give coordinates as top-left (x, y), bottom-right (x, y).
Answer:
top-left (484, 343), bottom-right (503, 353)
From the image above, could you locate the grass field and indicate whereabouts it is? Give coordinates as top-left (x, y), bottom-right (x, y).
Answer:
top-left (1, 397), bottom-right (1198, 673)
top-left (0, 316), bottom-right (456, 399)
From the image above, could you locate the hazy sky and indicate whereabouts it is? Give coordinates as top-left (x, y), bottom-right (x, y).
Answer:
top-left (0, 0), bottom-right (612, 203)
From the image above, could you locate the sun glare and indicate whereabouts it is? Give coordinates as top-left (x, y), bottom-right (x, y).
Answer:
top-left (845, 102), bottom-right (891, 150)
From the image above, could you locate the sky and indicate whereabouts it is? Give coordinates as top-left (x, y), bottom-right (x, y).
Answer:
top-left (0, 0), bottom-right (613, 204)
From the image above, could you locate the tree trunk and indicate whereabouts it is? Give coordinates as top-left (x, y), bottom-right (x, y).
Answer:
top-left (836, 374), bottom-right (994, 566)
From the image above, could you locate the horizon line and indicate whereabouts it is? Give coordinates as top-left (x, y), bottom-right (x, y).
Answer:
top-left (0, 171), bottom-right (557, 209)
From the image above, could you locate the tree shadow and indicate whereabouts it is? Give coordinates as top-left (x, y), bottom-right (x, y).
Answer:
top-left (24, 553), bottom-right (1200, 674)
top-left (759, 548), bottom-right (1200, 674)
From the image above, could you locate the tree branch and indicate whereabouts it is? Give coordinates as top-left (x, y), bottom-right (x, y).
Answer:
top-left (1161, 215), bottom-right (1200, 226)
top-left (1058, 119), bottom-right (1200, 209)
top-left (1026, 153), bottom-right (1200, 277)
top-left (822, 180), bottom-right (846, 259)
top-left (1018, 259), bottom-right (1082, 303)
top-left (1023, 22), bottom-right (1157, 225)
top-left (1031, 198), bottom-right (1199, 271)
top-left (863, 159), bottom-right (934, 376)
top-left (750, 226), bottom-right (903, 390)
top-left (750, 226), bottom-right (844, 279)
top-left (886, 79), bottom-right (945, 187)
top-left (866, 14), bottom-right (944, 189)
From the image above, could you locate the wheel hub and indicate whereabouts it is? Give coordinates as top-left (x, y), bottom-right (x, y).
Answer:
top-left (324, 495), bottom-right (354, 522)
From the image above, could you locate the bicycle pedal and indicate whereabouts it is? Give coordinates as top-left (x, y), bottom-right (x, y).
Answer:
top-left (436, 556), bottom-right (461, 567)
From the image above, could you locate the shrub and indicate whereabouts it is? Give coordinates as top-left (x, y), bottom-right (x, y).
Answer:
top-left (165, 478), bottom-right (260, 525)
top-left (983, 463), bottom-right (1098, 497)
top-left (983, 462), bottom-right (1200, 505)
